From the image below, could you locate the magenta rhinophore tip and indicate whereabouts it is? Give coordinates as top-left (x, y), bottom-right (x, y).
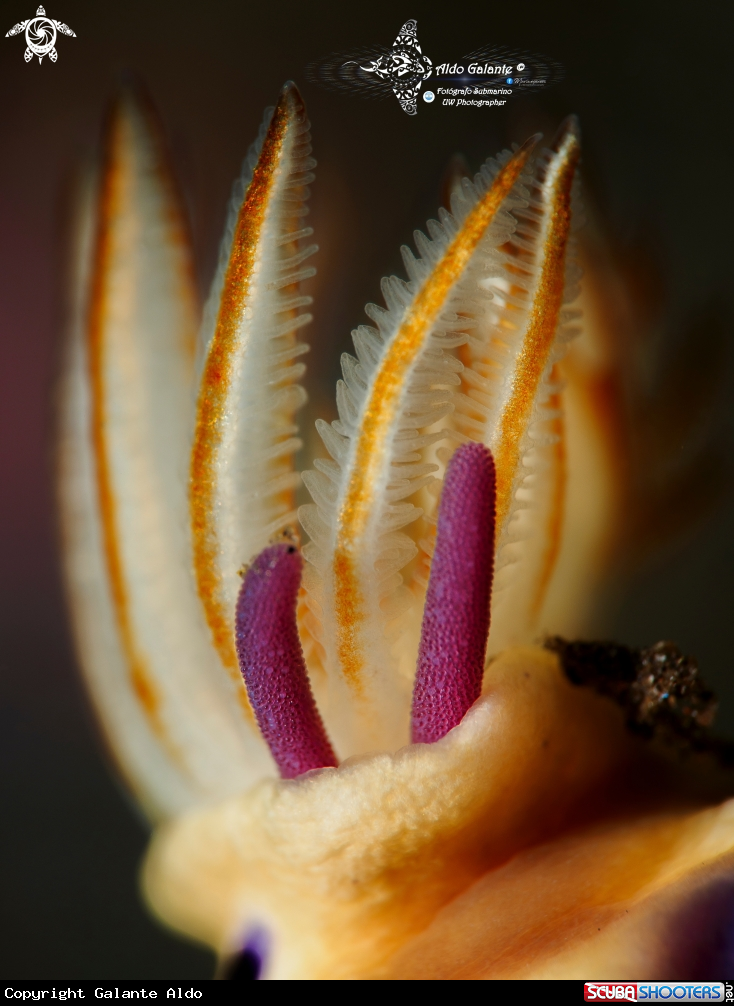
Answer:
top-left (411, 442), bottom-right (497, 744)
top-left (235, 543), bottom-right (338, 778)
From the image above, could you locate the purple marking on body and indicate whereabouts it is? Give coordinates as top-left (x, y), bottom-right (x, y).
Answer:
top-left (411, 442), bottom-right (496, 744)
top-left (227, 926), bottom-right (270, 980)
top-left (235, 543), bottom-right (338, 778)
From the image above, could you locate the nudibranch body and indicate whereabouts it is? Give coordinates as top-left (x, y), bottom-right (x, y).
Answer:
top-left (59, 81), bottom-right (734, 980)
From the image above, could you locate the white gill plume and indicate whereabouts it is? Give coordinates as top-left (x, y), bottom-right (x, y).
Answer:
top-left (189, 82), bottom-right (317, 721)
top-left (59, 88), bottom-right (276, 819)
top-left (449, 118), bottom-right (583, 654)
top-left (299, 139), bottom-right (537, 756)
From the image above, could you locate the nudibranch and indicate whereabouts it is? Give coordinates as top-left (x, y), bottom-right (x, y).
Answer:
top-left (58, 81), bottom-right (734, 980)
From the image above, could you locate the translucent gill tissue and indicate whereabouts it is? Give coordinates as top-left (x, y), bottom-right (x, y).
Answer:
top-left (59, 80), bottom-right (734, 980)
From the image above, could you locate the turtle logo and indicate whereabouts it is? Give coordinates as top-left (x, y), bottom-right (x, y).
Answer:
top-left (355, 20), bottom-right (432, 115)
top-left (5, 5), bottom-right (76, 64)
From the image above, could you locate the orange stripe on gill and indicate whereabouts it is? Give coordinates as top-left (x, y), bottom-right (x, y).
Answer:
top-left (530, 373), bottom-right (567, 619)
top-left (189, 88), bottom-right (294, 708)
top-left (332, 141), bottom-right (535, 689)
top-left (88, 101), bottom-right (165, 738)
top-left (493, 125), bottom-right (580, 532)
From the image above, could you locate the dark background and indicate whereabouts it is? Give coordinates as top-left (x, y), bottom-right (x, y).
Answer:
top-left (0, 0), bottom-right (732, 979)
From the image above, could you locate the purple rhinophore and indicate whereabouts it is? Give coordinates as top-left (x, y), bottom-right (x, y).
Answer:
top-left (235, 542), bottom-right (338, 778)
top-left (411, 442), bottom-right (496, 744)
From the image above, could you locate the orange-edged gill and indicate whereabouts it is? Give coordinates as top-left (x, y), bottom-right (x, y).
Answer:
top-left (492, 120), bottom-right (580, 532)
top-left (190, 82), bottom-right (314, 712)
top-left (88, 97), bottom-right (168, 743)
top-left (332, 139), bottom-right (536, 689)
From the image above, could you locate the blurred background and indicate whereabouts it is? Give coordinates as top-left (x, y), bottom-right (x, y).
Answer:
top-left (0, 0), bottom-right (732, 979)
